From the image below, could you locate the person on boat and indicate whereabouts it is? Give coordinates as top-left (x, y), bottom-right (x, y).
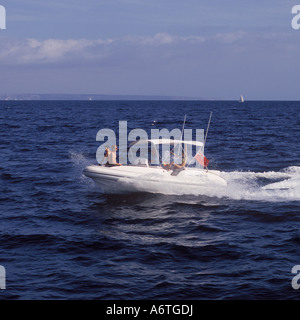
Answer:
top-left (163, 146), bottom-right (187, 174)
top-left (99, 146), bottom-right (110, 166)
top-left (106, 145), bottom-right (122, 166)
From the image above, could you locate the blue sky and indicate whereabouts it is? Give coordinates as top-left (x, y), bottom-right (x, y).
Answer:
top-left (0, 0), bottom-right (300, 99)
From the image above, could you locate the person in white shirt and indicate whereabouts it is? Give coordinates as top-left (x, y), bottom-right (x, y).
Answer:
top-left (107, 145), bottom-right (122, 166)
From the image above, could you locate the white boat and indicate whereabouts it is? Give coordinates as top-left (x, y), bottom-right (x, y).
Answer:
top-left (239, 95), bottom-right (244, 103)
top-left (83, 139), bottom-right (227, 194)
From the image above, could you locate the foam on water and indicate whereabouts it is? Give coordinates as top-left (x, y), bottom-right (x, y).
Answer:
top-left (119, 165), bottom-right (300, 201)
top-left (219, 166), bottom-right (300, 202)
top-left (69, 151), bottom-right (96, 188)
top-left (156, 169), bottom-right (298, 201)
top-left (69, 151), bottom-right (93, 169)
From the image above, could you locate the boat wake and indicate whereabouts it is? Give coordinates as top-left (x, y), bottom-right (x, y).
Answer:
top-left (220, 166), bottom-right (300, 202)
top-left (121, 166), bottom-right (300, 202)
top-left (70, 152), bottom-right (300, 202)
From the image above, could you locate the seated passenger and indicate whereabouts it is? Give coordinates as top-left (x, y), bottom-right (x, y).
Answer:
top-left (163, 147), bottom-right (187, 174)
top-left (99, 145), bottom-right (110, 166)
top-left (106, 145), bottom-right (122, 166)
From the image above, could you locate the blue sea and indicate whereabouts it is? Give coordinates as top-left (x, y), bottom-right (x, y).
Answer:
top-left (0, 100), bottom-right (300, 300)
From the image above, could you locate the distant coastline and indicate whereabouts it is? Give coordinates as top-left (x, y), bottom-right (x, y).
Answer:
top-left (2, 94), bottom-right (299, 101)
top-left (0, 93), bottom-right (205, 101)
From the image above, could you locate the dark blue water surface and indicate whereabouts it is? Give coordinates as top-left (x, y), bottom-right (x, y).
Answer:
top-left (0, 100), bottom-right (300, 300)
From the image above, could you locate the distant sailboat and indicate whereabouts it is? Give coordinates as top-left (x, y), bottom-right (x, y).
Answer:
top-left (239, 95), bottom-right (244, 103)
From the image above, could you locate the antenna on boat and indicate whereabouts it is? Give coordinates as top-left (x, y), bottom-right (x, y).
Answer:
top-left (169, 114), bottom-right (186, 163)
top-left (181, 114), bottom-right (187, 140)
top-left (171, 114), bottom-right (186, 154)
top-left (204, 112), bottom-right (212, 149)
top-left (185, 112), bottom-right (212, 168)
top-left (179, 114), bottom-right (187, 154)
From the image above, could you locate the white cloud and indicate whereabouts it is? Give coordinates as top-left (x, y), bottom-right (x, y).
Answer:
top-left (0, 31), bottom-right (297, 68)
top-left (213, 31), bottom-right (247, 44)
top-left (0, 37), bottom-right (117, 65)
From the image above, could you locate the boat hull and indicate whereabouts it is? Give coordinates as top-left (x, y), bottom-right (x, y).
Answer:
top-left (83, 165), bottom-right (227, 195)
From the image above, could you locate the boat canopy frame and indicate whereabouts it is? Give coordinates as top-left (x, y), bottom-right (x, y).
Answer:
top-left (129, 138), bottom-right (205, 168)
top-left (130, 138), bottom-right (204, 148)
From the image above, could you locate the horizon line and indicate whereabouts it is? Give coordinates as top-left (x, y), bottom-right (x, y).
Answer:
top-left (0, 93), bottom-right (300, 102)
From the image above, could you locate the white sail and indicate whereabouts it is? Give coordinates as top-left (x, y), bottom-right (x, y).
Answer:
top-left (239, 95), bottom-right (244, 103)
